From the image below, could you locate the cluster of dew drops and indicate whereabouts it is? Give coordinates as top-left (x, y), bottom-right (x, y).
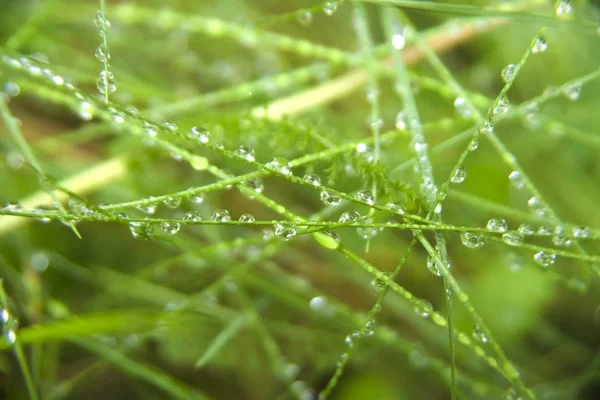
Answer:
top-left (0, 307), bottom-right (18, 348)
top-left (296, 1), bottom-right (340, 26)
top-left (94, 10), bottom-right (117, 97)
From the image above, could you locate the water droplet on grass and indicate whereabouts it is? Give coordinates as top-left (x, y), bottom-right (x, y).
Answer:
top-left (161, 222), bottom-right (180, 235)
top-left (509, 171), bottom-right (525, 189)
top-left (502, 232), bottom-right (524, 246)
top-left (413, 299), bottom-right (433, 318)
top-left (235, 146), bottom-right (255, 162)
top-left (211, 209), bottom-right (231, 222)
top-left (556, 0), bottom-right (572, 17)
top-left (266, 157), bottom-right (292, 175)
top-left (534, 251), bottom-right (556, 268)
top-left (96, 70), bottom-right (117, 94)
top-left (303, 173), bottom-right (321, 186)
top-left (129, 221), bottom-right (153, 240)
top-left (355, 190), bottom-right (375, 205)
top-left (472, 324), bottom-right (488, 343)
top-left (564, 83), bottom-right (581, 101)
top-left (182, 211), bottom-right (202, 222)
top-left (532, 36), bottom-right (548, 54)
top-left (460, 232), bottom-right (485, 248)
top-left (296, 10), bottom-right (313, 26)
top-left (320, 190), bottom-right (341, 206)
top-left (189, 127), bottom-right (210, 143)
top-left (371, 273), bottom-right (390, 292)
top-left (501, 64), bottom-right (517, 82)
top-left (518, 224), bottom-right (535, 235)
top-left (339, 210), bottom-right (360, 223)
top-left (395, 111), bottom-right (406, 130)
top-left (274, 223), bottom-right (296, 240)
top-left (163, 197), bottom-right (181, 209)
top-left (451, 167), bottom-right (466, 183)
top-left (323, 1), bottom-right (338, 16)
top-left (239, 213), bottom-right (255, 222)
top-left (454, 97), bottom-right (472, 119)
top-left (487, 218), bottom-right (507, 232)
top-left (426, 255), bottom-right (441, 276)
top-left (245, 178), bottom-right (264, 193)
top-left (493, 96), bottom-right (510, 115)
top-left (572, 226), bottom-right (590, 238)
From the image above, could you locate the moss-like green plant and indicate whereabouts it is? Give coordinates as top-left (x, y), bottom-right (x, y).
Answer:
top-left (1, 0), bottom-right (599, 399)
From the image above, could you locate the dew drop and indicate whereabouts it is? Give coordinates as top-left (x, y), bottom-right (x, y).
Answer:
top-left (129, 221), bottom-right (154, 240)
top-left (501, 64), bottom-right (517, 83)
top-left (296, 10), bottom-right (313, 26)
top-left (460, 231), bottom-right (485, 249)
top-left (161, 221), bottom-right (180, 235)
top-left (532, 36), bottom-right (548, 54)
top-left (355, 190), bottom-right (375, 206)
top-left (95, 44), bottom-right (110, 62)
top-left (527, 196), bottom-right (546, 217)
top-left (472, 324), bottom-right (488, 343)
top-left (395, 111), bottom-right (406, 130)
top-left (502, 232), bottom-right (524, 247)
top-left (487, 218), bottom-right (508, 232)
top-left (339, 210), bottom-right (360, 223)
top-left (556, 0), bottom-right (572, 17)
top-left (239, 213), bottom-right (255, 223)
top-left (143, 121), bottom-right (158, 137)
top-left (189, 126), bottom-right (210, 143)
top-left (537, 226), bottom-right (552, 236)
top-left (371, 272), bottom-right (390, 292)
top-left (245, 177), bottom-right (264, 194)
top-left (517, 224), bottom-right (535, 235)
top-left (426, 255), bottom-right (441, 277)
top-left (362, 320), bottom-right (375, 336)
top-left (266, 157), bottom-right (292, 175)
top-left (211, 209), bottom-right (231, 222)
top-left (190, 193), bottom-right (204, 204)
top-left (357, 226), bottom-right (380, 240)
top-left (182, 211), bottom-right (202, 222)
top-left (345, 330), bottom-right (361, 347)
top-left (77, 101), bottom-right (94, 121)
top-left (563, 83), bottom-right (581, 101)
top-left (274, 223), bottom-right (296, 240)
top-left (480, 119), bottom-right (494, 134)
top-left (309, 296), bottom-right (326, 312)
top-left (323, 1), bottom-right (338, 16)
top-left (163, 197), bottom-right (181, 209)
top-left (392, 32), bottom-right (406, 50)
top-left (572, 226), bottom-right (590, 238)
top-left (469, 139), bottom-right (479, 151)
top-left (3, 330), bottom-right (16, 346)
top-left (454, 97), bottom-right (472, 119)
top-left (493, 96), bottom-right (510, 115)
top-left (385, 201), bottom-right (405, 215)
top-left (96, 70), bottom-right (117, 94)
top-left (534, 251), bottom-right (556, 268)
top-left (235, 146), bottom-right (255, 162)
top-left (136, 201), bottom-right (156, 215)
top-left (320, 190), bottom-right (341, 206)
top-left (413, 299), bottom-right (433, 318)
top-left (552, 225), bottom-right (572, 247)
top-left (508, 171), bottom-right (525, 189)
top-left (303, 173), bottom-right (321, 186)
top-left (451, 167), bottom-right (466, 183)
top-left (0, 309), bottom-right (9, 324)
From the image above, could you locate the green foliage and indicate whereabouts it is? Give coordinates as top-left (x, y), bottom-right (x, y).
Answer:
top-left (0, 0), bottom-right (600, 399)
